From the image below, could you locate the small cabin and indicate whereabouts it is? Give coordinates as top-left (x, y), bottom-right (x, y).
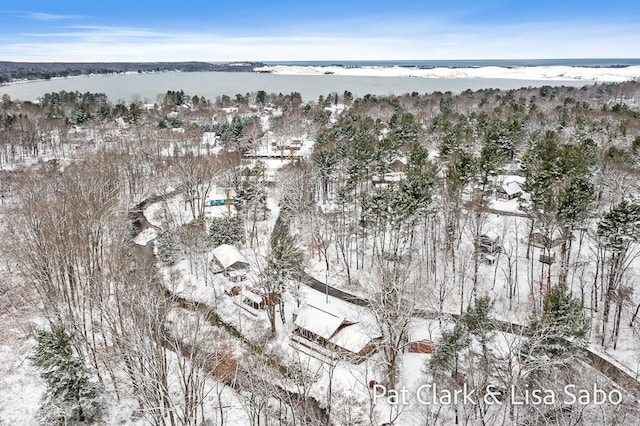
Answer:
top-left (480, 253), bottom-right (497, 265)
top-left (477, 232), bottom-right (502, 255)
top-left (496, 181), bottom-right (523, 200)
top-left (539, 252), bottom-right (556, 265)
top-left (241, 288), bottom-right (268, 310)
top-left (372, 172), bottom-right (406, 186)
top-left (388, 158), bottom-right (408, 173)
top-left (289, 138), bottom-right (304, 150)
top-left (211, 244), bottom-right (249, 281)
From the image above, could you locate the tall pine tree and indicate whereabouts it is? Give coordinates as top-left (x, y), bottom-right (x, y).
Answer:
top-left (31, 324), bottom-right (103, 425)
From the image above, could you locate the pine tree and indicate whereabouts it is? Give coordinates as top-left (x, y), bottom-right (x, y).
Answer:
top-left (556, 176), bottom-right (595, 284)
top-left (209, 216), bottom-right (245, 247)
top-left (156, 229), bottom-right (179, 264)
top-left (30, 324), bottom-right (103, 425)
top-left (597, 200), bottom-right (640, 347)
top-left (400, 143), bottom-right (437, 215)
top-left (262, 227), bottom-right (305, 334)
top-left (429, 321), bottom-right (470, 377)
top-left (525, 283), bottom-right (588, 357)
top-left (462, 296), bottom-right (494, 342)
top-left (430, 298), bottom-right (494, 377)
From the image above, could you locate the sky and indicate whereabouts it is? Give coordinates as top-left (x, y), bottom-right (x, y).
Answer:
top-left (0, 0), bottom-right (639, 62)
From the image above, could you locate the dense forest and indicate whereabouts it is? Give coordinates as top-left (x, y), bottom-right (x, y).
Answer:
top-left (1, 81), bottom-right (640, 425)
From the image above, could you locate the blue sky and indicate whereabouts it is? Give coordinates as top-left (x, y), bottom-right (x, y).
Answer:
top-left (0, 0), bottom-right (638, 61)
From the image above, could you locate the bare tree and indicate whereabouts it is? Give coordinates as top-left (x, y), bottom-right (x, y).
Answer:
top-left (366, 257), bottom-right (421, 390)
top-left (172, 153), bottom-right (222, 219)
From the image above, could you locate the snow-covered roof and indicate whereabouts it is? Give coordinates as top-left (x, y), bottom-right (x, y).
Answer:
top-left (407, 319), bottom-right (443, 343)
top-left (372, 172), bottom-right (406, 183)
top-left (502, 175), bottom-right (526, 185)
top-left (294, 306), bottom-right (350, 340)
top-left (133, 227), bottom-right (157, 246)
top-left (212, 244), bottom-right (248, 270)
top-left (482, 230), bottom-right (500, 241)
top-left (330, 323), bottom-right (380, 354)
top-left (241, 289), bottom-right (263, 304)
top-left (294, 305), bottom-right (381, 354)
top-left (384, 172), bottom-right (406, 182)
top-left (501, 181), bottom-right (523, 196)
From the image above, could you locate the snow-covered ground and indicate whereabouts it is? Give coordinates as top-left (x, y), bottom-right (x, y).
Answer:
top-left (254, 65), bottom-right (640, 82)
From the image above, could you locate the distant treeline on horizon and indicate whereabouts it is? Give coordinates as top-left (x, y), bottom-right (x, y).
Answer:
top-left (2, 58), bottom-right (639, 85)
top-left (0, 61), bottom-right (263, 84)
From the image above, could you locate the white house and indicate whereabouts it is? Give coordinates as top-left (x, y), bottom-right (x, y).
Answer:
top-left (497, 181), bottom-right (523, 200)
top-left (211, 244), bottom-right (249, 281)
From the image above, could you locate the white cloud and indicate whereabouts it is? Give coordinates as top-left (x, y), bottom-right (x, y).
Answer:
top-left (21, 12), bottom-right (82, 21)
top-left (1, 21), bottom-right (639, 61)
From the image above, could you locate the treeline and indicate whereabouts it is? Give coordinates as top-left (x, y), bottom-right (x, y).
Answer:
top-left (0, 61), bottom-right (265, 84)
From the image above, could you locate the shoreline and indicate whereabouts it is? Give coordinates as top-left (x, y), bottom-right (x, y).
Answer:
top-left (0, 69), bottom-right (180, 88)
top-left (2, 65), bottom-right (639, 89)
top-left (253, 65), bottom-right (640, 82)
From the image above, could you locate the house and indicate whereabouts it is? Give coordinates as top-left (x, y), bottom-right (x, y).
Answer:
top-left (271, 137), bottom-right (304, 152)
top-left (289, 138), bottom-right (304, 150)
top-left (230, 286), bottom-right (276, 313)
top-left (211, 244), bottom-right (249, 281)
top-left (496, 181), bottom-right (523, 200)
top-left (405, 324), bottom-right (440, 354)
top-left (477, 231), bottom-right (502, 255)
top-left (291, 305), bottom-right (380, 363)
top-left (389, 157), bottom-right (408, 172)
top-left (240, 287), bottom-right (270, 310)
top-left (539, 252), bottom-right (556, 265)
top-left (372, 172), bottom-right (406, 187)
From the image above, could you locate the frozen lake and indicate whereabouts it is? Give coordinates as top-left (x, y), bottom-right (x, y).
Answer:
top-left (0, 70), bottom-right (596, 103)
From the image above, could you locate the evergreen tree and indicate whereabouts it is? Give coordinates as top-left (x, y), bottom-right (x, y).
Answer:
top-left (598, 200), bottom-right (640, 251)
top-left (429, 325), bottom-right (470, 375)
top-left (556, 176), bottom-right (595, 284)
top-left (208, 216), bottom-right (245, 247)
top-left (267, 226), bottom-right (305, 283)
top-left (156, 229), bottom-right (179, 264)
top-left (525, 283), bottom-right (588, 357)
top-left (430, 298), bottom-right (493, 376)
top-left (262, 227), bottom-right (305, 334)
top-left (400, 143), bottom-right (437, 216)
top-left (30, 324), bottom-right (103, 425)
top-left (476, 140), bottom-right (506, 189)
top-left (597, 200), bottom-right (640, 347)
top-left (461, 296), bottom-right (494, 342)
